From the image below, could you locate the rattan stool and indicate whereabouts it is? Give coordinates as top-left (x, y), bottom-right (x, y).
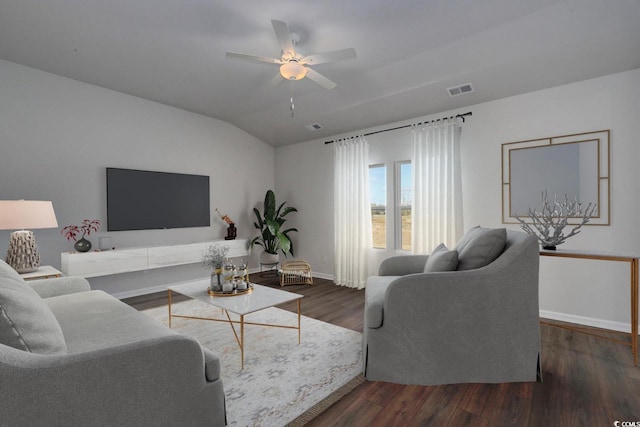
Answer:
top-left (280, 260), bottom-right (313, 287)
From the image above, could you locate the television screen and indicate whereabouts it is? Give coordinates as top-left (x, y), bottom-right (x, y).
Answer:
top-left (106, 168), bottom-right (210, 231)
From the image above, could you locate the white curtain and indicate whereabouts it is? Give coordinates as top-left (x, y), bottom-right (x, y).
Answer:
top-left (412, 118), bottom-right (463, 253)
top-left (334, 136), bottom-right (372, 289)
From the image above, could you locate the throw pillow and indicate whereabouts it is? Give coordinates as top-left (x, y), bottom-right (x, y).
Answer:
top-left (456, 228), bottom-right (507, 271)
top-left (454, 225), bottom-right (484, 253)
top-left (0, 260), bottom-right (67, 354)
top-left (423, 243), bottom-right (459, 272)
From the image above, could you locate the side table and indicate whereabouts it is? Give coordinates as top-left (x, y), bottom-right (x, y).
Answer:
top-left (540, 249), bottom-right (639, 366)
top-left (19, 265), bottom-right (63, 281)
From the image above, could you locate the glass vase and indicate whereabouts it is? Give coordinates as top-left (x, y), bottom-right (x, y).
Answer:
top-left (210, 267), bottom-right (223, 291)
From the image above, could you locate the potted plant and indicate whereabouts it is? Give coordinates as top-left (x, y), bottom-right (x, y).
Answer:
top-left (61, 219), bottom-right (101, 253)
top-left (250, 190), bottom-right (298, 264)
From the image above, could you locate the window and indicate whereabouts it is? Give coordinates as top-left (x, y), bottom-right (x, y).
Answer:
top-left (369, 161), bottom-right (412, 251)
top-left (369, 165), bottom-right (386, 249)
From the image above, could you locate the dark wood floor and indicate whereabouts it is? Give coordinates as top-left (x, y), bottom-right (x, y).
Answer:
top-left (124, 274), bottom-right (640, 426)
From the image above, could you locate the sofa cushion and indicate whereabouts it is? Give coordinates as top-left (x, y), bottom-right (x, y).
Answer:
top-left (456, 227), bottom-right (507, 271)
top-left (0, 260), bottom-right (67, 354)
top-left (45, 289), bottom-right (182, 353)
top-left (424, 243), bottom-right (458, 272)
top-left (365, 275), bottom-right (399, 329)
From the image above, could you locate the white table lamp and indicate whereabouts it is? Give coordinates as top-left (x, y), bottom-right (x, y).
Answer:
top-left (0, 200), bottom-right (58, 273)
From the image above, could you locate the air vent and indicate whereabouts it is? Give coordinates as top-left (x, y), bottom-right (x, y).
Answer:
top-left (305, 123), bottom-right (324, 131)
top-left (447, 83), bottom-right (474, 97)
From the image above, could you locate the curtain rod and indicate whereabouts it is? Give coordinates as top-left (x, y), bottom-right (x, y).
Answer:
top-left (323, 111), bottom-right (472, 145)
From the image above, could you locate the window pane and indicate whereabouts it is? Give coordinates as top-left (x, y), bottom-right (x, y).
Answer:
top-left (369, 165), bottom-right (386, 249)
top-left (400, 162), bottom-right (412, 251)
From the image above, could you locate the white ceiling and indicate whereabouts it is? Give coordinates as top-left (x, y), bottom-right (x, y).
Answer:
top-left (1, 0), bottom-right (639, 147)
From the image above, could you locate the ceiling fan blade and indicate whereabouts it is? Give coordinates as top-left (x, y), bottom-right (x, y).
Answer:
top-left (226, 52), bottom-right (283, 64)
top-left (305, 68), bottom-right (337, 90)
top-left (300, 48), bottom-right (356, 65)
top-left (266, 73), bottom-right (284, 88)
top-left (271, 20), bottom-right (295, 58)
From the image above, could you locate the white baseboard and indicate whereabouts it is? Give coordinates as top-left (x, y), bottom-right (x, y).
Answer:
top-left (539, 309), bottom-right (634, 333)
top-left (113, 283), bottom-right (176, 300)
top-left (311, 271), bottom-right (334, 281)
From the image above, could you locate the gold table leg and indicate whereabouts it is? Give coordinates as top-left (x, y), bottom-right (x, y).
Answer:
top-left (221, 310), bottom-right (245, 369)
top-left (298, 299), bottom-right (301, 344)
top-left (168, 289), bottom-right (172, 328)
top-left (241, 315), bottom-right (245, 370)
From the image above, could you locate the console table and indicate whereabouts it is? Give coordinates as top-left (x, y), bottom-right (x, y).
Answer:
top-left (539, 249), bottom-right (639, 366)
top-left (61, 239), bottom-right (248, 278)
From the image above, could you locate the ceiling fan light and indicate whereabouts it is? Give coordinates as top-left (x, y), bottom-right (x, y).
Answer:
top-left (280, 61), bottom-right (307, 81)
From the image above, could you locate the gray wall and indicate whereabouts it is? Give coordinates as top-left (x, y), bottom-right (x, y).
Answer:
top-left (0, 60), bottom-right (274, 297)
top-left (276, 68), bottom-right (640, 331)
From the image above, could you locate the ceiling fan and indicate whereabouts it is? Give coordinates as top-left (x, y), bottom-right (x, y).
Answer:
top-left (226, 20), bottom-right (356, 90)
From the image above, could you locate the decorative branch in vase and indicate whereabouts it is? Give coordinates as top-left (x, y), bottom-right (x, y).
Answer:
top-left (215, 208), bottom-right (236, 240)
top-left (514, 190), bottom-right (596, 250)
top-left (61, 219), bottom-right (101, 253)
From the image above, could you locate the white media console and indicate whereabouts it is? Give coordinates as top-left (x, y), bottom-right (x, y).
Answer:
top-left (61, 239), bottom-right (249, 278)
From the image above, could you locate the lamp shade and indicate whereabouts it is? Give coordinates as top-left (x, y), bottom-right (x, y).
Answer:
top-left (1, 201), bottom-right (58, 273)
top-left (0, 200), bottom-right (58, 230)
top-left (280, 61), bottom-right (307, 81)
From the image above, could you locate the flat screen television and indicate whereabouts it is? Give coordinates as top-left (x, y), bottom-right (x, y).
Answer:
top-left (106, 168), bottom-right (210, 231)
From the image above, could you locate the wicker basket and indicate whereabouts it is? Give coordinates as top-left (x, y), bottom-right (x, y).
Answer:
top-left (280, 260), bottom-right (313, 287)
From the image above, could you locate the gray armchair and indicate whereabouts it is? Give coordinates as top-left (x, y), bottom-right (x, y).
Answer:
top-left (363, 229), bottom-right (541, 385)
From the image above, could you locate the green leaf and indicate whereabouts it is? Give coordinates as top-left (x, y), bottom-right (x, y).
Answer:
top-left (277, 234), bottom-right (291, 254)
top-left (279, 206), bottom-right (298, 217)
top-left (264, 190), bottom-right (276, 220)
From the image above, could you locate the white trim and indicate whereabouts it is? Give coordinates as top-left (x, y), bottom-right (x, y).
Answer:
top-left (539, 309), bottom-right (633, 333)
top-left (312, 271), bottom-right (335, 281)
top-left (113, 283), bottom-right (175, 300)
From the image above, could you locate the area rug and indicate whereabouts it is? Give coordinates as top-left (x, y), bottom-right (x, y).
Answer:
top-left (143, 300), bottom-right (362, 426)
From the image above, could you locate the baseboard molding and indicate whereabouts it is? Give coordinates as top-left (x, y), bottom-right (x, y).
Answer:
top-left (539, 309), bottom-right (634, 333)
top-left (311, 271), bottom-right (335, 281)
top-left (113, 283), bottom-right (176, 300)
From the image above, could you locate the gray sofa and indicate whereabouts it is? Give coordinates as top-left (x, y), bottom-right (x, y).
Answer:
top-left (363, 228), bottom-right (541, 386)
top-left (0, 259), bottom-right (226, 427)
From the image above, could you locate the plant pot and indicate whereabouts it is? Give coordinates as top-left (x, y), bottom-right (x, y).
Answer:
top-left (74, 237), bottom-right (92, 253)
top-left (259, 251), bottom-right (279, 265)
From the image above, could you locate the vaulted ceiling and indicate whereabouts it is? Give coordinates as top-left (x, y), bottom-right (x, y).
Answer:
top-left (1, 0), bottom-right (639, 147)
